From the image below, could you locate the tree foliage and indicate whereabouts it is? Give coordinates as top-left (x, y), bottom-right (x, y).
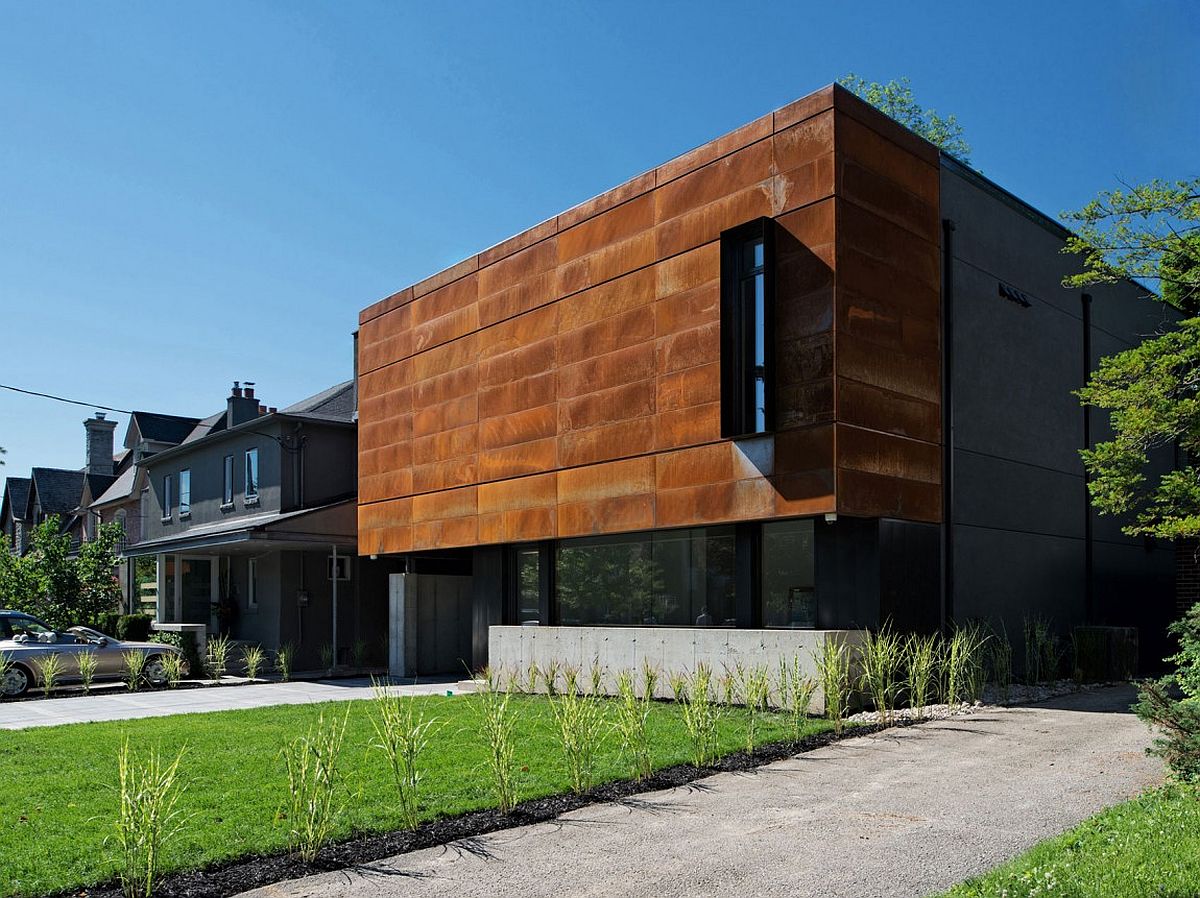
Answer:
top-left (838, 74), bottom-right (971, 162)
top-left (0, 514), bottom-right (123, 627)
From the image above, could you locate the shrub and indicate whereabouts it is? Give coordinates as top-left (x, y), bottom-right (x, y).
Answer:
top-left (476, 668), bottom-right (518, 812)
top-left (1134, 678), bottom-right (1200, 784)
top-left (114, 741), bottom-right (188, 898)
top-left (777, 655), bottom-right (817, 742)
top-left (369, 679), bottom-right (439, 829)
top-left (682, 664), bottom-right (721, 766)
top-left (117, 614), bottom-right (153, 642)
top-left (96, 611), bottom-right (121, 638)
top-left (78, 651), bottom-right (99, 694)
top-left (613, 670), bottom-right (653, 781)
top-left (858, 624), bottom-right (903, 724)
top-left (1168, 603), bottom-right (1200, 699)
top-left (242, 645), bottom-right (267, 681)
top-left (904, 633), bottom-right (939, 716)
top-left (552, 684), bottom-right (606, 793)
top-left (281, 709), bottom-right (349, 862)
top-left (150, 631), bottom-right (201, 674)
top-left (206, 636), bottom-right (231, 681)
top-left (276, 644), bottom-right (294, 682)
top-left (123, 652), bottom-right (147, 692)
top-left (35, 653), bottom-right (64, 697)
top-left (814, 638), bottom-right (852, 734)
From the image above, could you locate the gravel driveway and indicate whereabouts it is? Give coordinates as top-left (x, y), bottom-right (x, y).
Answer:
top-left (239, 686), bottom-right (1160, 898)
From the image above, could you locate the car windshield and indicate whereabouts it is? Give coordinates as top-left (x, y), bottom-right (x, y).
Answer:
top-left (68, 626), bottom-right (111, 644)
top-left (6, 616), bottom-right (55, 639)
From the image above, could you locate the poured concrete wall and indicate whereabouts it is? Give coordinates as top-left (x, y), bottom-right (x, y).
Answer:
top-left (489, 624), bottom-right (864, 711)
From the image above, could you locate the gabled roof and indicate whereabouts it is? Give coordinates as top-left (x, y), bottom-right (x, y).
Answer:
top-left (127, 411), bottom-right (201, 448)
top-left (180, 411), bottom-right (228, 446)
top-left (91, 465), bottom-right (139, 509)
top-left (280, 380), bottom-right (355, 423)
top-left (84, 473), bottom-right (118, 504)
top-left (1, 477), bottom-right (31, 525)
top-left (27, 468), bottom-right (86, 519)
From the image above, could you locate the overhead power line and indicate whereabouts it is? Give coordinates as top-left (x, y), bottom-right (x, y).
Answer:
top-left (0, 383), bottom-right (132, 415)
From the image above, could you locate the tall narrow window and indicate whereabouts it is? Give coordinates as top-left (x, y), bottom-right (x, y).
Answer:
top-left (223, 455), bottom-right (234, 506)
top-left (720, 218), bottom-right (774, 437)
top-left (178, 469), bottom-right (191, 517)
top-left (162, 474), bottom-right (173, 521)
top-left (247, 557), bottom-right (258, 610)
top-left (245, 448), bottom-right (259, 502)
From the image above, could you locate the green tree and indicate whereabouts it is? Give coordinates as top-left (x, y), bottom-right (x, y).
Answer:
top-left (1068, 178), bottom-right (1200, 538)
top-left (838, 74), bottom-right (971, 162)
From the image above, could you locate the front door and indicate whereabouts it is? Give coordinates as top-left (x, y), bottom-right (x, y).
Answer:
top-left (180, 557), bottom-right (214, 627)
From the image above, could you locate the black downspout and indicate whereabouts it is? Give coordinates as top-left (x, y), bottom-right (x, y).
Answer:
top-left (941, 219), bottom-right (956, 631)
top-left (1082, 293), bottom-right (1094, 622)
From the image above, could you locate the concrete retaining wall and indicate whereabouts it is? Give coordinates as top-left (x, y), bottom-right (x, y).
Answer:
top-left (488, 625), bottom-right (865, 712)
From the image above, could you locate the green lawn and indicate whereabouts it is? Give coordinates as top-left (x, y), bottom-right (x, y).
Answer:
top-left (941, 786), bottom-right (1200, 898)
top-left (0, 694), bottom-right (824, 897)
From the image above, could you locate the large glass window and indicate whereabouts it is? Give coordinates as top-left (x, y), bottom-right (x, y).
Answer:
top-left (515, 548), bottom-right (540, 624)
top-left (762, 519), bottom-right (816, 628)
top-left (555, 526), bottom-right (735, 627)
top-left (720, 217), bottom-right (774, 438)
top-left (178, 469), bottom-right (191, 517)
top-left (245, 448), bottom-right (259, 501)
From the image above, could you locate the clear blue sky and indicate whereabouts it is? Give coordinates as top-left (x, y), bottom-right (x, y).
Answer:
top-left (1, 1), bottom-right (1196, 479)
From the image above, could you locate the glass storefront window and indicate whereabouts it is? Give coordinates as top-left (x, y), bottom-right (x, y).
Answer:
top-left (516, 548), bottom-right (540, 624)
top-left (555, 526), bottom-right (735, 627)
top-left (762, 519), bottom-right (816, 628)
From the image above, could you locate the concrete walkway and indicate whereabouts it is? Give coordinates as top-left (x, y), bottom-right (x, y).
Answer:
top-left (0, 677), bottom-right (464, 730)
top-left (240, 687), bottom-right (1159, 898)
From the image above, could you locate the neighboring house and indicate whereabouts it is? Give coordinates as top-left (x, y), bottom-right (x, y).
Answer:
top-left (23, 467), bottom-right (89, 548)
top-left (354, 82), bottom-right (1178, 678)
top-left (0, 477), bottom-right (31, 555)
top-left (125, 380), bottom-right (390, 670)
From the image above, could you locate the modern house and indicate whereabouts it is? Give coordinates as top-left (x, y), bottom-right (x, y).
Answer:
top-left (353, 82), bottom-right (1177, 678)
top-left (125, 381), bottom-right (391, 670)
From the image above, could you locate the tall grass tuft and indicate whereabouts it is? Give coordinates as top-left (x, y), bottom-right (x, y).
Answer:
top-left (476, 668), bottom-right (518, 812)
top-left (668, 670), bottom-right (688, 704)
top-left (588, 660), bottom-right (605, 697)
top-left (777, 655), bottom-right (817, 742)
top-left (858, 625), bottom-right (904, 724)
top-left (945, 622), bottom-right (989, 705)
top-left (682, 663), bottom-right (721, 766)
top-left (541, 659), bottom-right (562, 697)
top-left (525, 660), bottom-right (540, 695)
top-left (78, 651), bottom-right (99, 694)
top-left (990, 624), bottom-right (1014, 703)
top-left (114, 741), bottom-right (188, 898)
top-left (242, 645), bottom-right (267, 681)
top-left (276, 644), bottom-right (293, 682)
top-left (640, 658), bottom-right (659, 701)
top-left (281, 709), bottom-right (349, 862)
top-left (904, 633), bottom-right (940, 718)
top-left (1023, 614), bottom-right (1060, 685)
top-left (613, 670), bottom-right (653, 780)
top-left (814, 638), bottom-right (852, 734)
top-left (552, 683), bottom-right (606, 793)
top-left (123, 652), bottom-right (147, 693)
top-left (0, 651), bottom-right (13, 698)
top-left (369, 678), bottom-right (439, 829)
top-left (160, 653), bottom-right (185, 689)
top-left (36, 652), bottom-right (64, 697)
top-left (738, 664), bottom-right (771, 753)
top-left (206, 636), bottom-right (231, 681)
top-left (319, 643), bottom-right (334, 671)
top-left (561, 663), bottom-right (581, 697)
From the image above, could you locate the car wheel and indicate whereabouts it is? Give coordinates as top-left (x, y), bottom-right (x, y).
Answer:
top-left (144, 655), bottom-right (168, 686)
top-left (2, 664), bottom-right (31, 698)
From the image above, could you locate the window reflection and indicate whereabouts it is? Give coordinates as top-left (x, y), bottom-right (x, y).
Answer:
top-left (762, 519), bottom-right (816, 628)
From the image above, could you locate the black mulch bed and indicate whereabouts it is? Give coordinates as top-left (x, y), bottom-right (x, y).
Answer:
top-left (61, 719), bottom-right (915, 898)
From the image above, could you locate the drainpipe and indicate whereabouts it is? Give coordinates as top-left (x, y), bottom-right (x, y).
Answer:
top-left (1082, 293), bottom-right (1094, 622)
top-left (331, 543), bottom-right (338, 670)
top-left (941, 219), bottom-right (956, 631)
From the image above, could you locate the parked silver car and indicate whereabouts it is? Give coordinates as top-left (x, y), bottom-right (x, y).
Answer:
top-left (0, 610), bottom-right (188, 697)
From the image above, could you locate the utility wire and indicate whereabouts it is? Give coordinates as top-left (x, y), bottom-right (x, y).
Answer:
top-left (0, 383), bottom-right (132, 415)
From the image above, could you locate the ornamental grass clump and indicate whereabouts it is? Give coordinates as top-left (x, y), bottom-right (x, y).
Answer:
top-left (160, 653), bottom-right (185, 689)
top-left (242, 645), bottom-right (267, 681)
top-left (857, 624), bottom-right (904, 724)
top-left (814, 638), bottom-right (852, 734)
top-left (114, 741), bottom-right (189, 898)
top-left (206, 635), bottom-right (231, 681)
top-left (35, 653), bottom-right (64, 697)
top-left (668, 670), bottom-right (688, 704)
top-left (588, 660), bottom-right (605, 697)
top-left (738, 664), bottom-right (771, 753)
top-left (281, 709), bottom-right (349, 862)
top-left (552, 679), bottom-right (606, 793)
top-left (990, 625), bottom-right (1014, 703)
top-left (541, 659), bottom-right (562, 697)
top-left (476, 667), bottom-right (518, 812)
top-left (0, 652), bottom-right (13, 698)
top-left (77, 650), bottom-right (99, 695)
top-left (370, 678), bottom-right (440, 829)
top-left (276, 644), bottom-right (293, 682)
top-left (682, 663), bottom-right (721, 767)
top-left (640, 658), bottom-right (659, 701)
top-left (904, 633), bottom-right (939, 718)
top-left (613, 669), bottom-right (653, 781)
top-left (1023, 614), bottom-right (1060, 685)
top-left (777, 655), bottom-right (817, 742)
top-left (123, 652), bottom-right (147, 693)
top-left (945, 622), bottom-right (988, 705)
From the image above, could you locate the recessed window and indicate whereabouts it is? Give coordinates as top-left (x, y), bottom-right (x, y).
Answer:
top-left (245, 448), bottom-right (259, 503)
top-left (247, 557), bottom-right (258, 610)
top-left (178, 469), bottom-right (191, 517)
top-left (161, 474), bottom-right (173, 521)
top-left (720, 217), bottom-right (774, 438)
top-left (516, 548), bottom-right (541, 625)
top-left (222, 455), bottom-right (234, 506)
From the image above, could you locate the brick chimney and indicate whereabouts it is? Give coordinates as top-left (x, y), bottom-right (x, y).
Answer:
top-left (84, 412), bottom-right (117, 476)
top-left (227, 381), bottom-right (262, 428)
